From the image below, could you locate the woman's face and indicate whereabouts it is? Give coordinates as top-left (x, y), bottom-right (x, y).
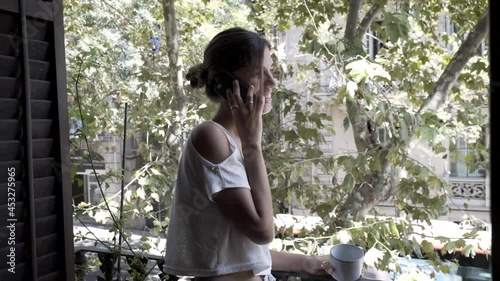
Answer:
top-left (233, 47), bottom-right (276, 114)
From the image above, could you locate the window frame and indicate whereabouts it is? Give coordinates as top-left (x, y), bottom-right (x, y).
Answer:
top-left (448, 133), bottom-right (486, 179)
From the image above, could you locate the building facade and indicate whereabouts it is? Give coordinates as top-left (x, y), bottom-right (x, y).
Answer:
top-left (275, 21), bottom-right (490, 223)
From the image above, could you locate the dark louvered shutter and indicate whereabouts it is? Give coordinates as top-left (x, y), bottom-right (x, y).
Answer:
top-left (0, 0), bottom-right (74, 281)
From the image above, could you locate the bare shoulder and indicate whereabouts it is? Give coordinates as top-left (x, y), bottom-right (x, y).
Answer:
top-left (192, 121), bottom-right (232, 164)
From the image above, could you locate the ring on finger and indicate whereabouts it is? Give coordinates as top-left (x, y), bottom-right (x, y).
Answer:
top-left (321, 260), bottom-right (329, 267)
top-left (230, 105), bottom-right (239, 110)
top-left (247, 101), bottom-right (254, 104)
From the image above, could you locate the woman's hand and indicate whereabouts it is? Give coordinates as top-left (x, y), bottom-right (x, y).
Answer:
top-left (301, 255), bottom-right (335, 276)
top-left (226, 80), bottom-right (265, 149)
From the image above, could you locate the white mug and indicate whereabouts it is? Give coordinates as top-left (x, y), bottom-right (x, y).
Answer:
top-left (329, 243), bottom-right (364, 281)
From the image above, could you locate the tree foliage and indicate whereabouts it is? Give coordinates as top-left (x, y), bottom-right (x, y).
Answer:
top-left (249, 0), bottom-right (489, 219)
top-left (249, 0), bottom-right (489, 271)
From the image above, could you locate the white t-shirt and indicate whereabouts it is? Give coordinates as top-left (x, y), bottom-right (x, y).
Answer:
top-left (163, 120), bottom-right (274, 279)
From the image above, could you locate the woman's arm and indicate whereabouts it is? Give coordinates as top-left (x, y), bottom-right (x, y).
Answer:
top-left (193, 122), bottom-right (274, 245)
top-left (270, 250), bottom-right (306, 271)
top-left (209, 85), bottom-right (275, 245)
top-left (213, 144), bottom-right (275, 244)
top-left (270, 250), bottom-right (334, 275)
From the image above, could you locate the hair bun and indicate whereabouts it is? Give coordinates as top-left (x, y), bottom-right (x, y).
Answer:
top-left (186, 64), bottom-right (208, 89)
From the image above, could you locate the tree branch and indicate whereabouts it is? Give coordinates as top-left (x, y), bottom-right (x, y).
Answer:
top-left (417, 10), bottom-right (489, 115)
top-left (161, 0), bottom-right (188, 150)
top-left (345, 99), bottom-right (371, 152)
top-left (344, 0), bottom-right (365, 40)
top-left (355, 3), bottom-right (383, 41)
top-left (162, 0), bottom-right (187, 110)
top-left (342, 0), bottom-right (380, 155)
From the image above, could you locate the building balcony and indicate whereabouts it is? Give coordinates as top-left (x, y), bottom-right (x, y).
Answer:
top-left (448, 177), bottom-right (487, 200)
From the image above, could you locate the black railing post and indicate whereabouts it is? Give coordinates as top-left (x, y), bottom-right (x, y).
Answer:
top-left (117, 102), bottom-right (128, 280)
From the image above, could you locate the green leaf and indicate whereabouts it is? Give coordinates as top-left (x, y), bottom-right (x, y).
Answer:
top-left (369, 156), bottom-right (381, 171)
top-left (345, 59), bottom-right (390, 84)
top-left (463, 244), bottom-right (476, 257)
top-left (421, 240), bottom-right (434, 253)
top-left (383, 13), bottom-right (411, 42)
top-left (324, 39), bottom-right (338, 55)
top-left (442, 241), bottom-right (456, 254)
top-left (412, 239), bottom-right (423, 257)
top-left (471, 60), bottom-right (487, 74)
top-left (342, 39), bottom-right (365, 58)
top-left (150, 168), bottom-right (162, 176)
top-left (138, 177), bottom-right (150, 186)
top-left (463, 230), bottom-right (478, 239)
top-left (284, 129), bottom-right (300, 142)
top-left (389, 221), bottom-right (400, 238)
top-left (343, 174), bottom-right (355, 190)
top-left (364, 247), bottom-right (384, 267)
top-left (136, 187), bottom-right (146, 199)
top-left (419, 127), bottom-right (438, 143)
top-left (298, 127), bottom-right (318, 139)
top-left (346, 81), bottom-right (358, 98)
top-left (345, 60), bottom-right (371, 83)
top-left (399, 118), bottom-right (409, 141)
top-left (370, 63), bottom-right (391, 80)
top-left (375, 103), bottom-right (387, 125)
top-left (343, 116), bottom-right (350, 131)
top-left (306, 39), bottom-right (322, 55)
top-left (336, 230), bottom-right (352, 244)
top-left (151, 192), bottom-right (160, 202)
top-left (306, 148), bottom-right (323, 158)
top-left (403, 112), bottom-right (413, 128)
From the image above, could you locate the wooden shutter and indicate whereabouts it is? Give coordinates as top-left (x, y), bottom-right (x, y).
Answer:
top-left (0, 0), bottom-right (74, 280)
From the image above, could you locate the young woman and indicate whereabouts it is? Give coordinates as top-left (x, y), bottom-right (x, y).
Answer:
top-left (163, 27), bottom-right (334, 281)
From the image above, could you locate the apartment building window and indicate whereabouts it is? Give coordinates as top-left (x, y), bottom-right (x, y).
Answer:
top-left (88, 174), bottom-right (104, 204)
top-left (445, 15), bottom-right (487, 56)
top-left (444, 15), bottom-right (457, 51)
top-left (72, 173), bottom-right (105, 206)
top-left (449, 136), bottom-right (486, 178)
top-left (366, 27), bottom-right (384, 60)
top-left (378, 127), bottom-right (387, 143)
top-left (73, 175), bottom-right (86, 206)
top-left (477, 40), bottom-right (487, 57)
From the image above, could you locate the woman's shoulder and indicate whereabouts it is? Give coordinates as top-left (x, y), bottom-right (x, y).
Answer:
top-left (191, 121), bottom-right (232, 164)
top-left (192, 120), bottom-right (226, 143)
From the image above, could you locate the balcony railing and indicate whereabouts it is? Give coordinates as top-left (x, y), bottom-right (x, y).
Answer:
top-left (448, 178), bottom-right (486, 199)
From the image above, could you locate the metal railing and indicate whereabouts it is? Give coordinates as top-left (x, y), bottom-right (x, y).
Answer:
top-left (448, 178), bottom-right (486, 199)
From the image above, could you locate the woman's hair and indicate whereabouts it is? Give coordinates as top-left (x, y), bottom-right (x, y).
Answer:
top-left (186, 27), bottom-right (271, 101)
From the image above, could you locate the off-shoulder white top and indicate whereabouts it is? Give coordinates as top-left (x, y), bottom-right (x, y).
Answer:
top-left (164, 121), bottom-right (274, 280)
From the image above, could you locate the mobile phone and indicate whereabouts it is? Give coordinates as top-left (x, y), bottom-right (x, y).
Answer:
top-left (213, 72), bottom-right (253, 102)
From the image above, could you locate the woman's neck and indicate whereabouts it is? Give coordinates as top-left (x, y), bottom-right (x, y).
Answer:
top-left (212, 105), bottom-right (238, 138)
